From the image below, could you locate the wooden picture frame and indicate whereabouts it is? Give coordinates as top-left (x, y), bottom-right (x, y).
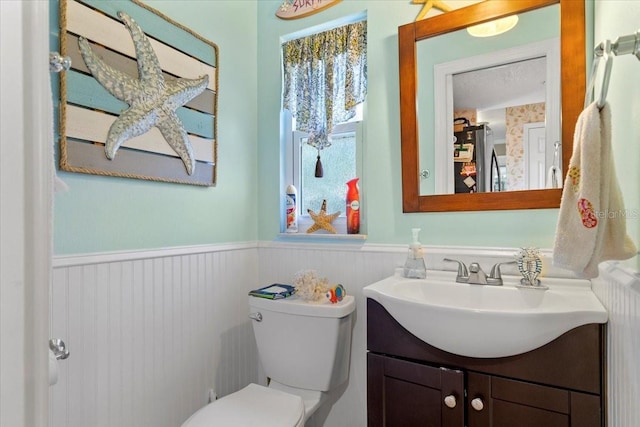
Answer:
top-left (59, 0), bottom-right (218, 186)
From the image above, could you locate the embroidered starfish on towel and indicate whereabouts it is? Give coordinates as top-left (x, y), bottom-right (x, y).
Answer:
top-left (307, 200), bottom-right (341, 234)
top-left (78, 12), bottom-right (208, 175)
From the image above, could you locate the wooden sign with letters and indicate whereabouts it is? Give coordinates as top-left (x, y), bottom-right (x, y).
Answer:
top-left (276, 0), bottom-right (341, 20)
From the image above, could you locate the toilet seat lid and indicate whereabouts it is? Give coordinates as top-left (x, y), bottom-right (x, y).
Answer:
top-left (182, 383), bottom-right (305, 427)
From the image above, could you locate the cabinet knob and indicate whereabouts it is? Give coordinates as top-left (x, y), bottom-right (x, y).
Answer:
top-left (471, 397), bottom-right (484, 411)
top-left (443, 394), bottom-right (457, 408)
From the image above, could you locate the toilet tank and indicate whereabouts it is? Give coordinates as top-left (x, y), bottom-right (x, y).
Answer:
top-left (249, 295), bottom-right (355, 392)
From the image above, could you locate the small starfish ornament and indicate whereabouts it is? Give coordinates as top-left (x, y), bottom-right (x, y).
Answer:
top-left (412, 0), bottom-right (452, 21)
top-left (78, 12), bottom-right (209, 175)
top-left (307, 200), bottom-right (341, 234)
top-left (279, 0), bottom-right (292, 12)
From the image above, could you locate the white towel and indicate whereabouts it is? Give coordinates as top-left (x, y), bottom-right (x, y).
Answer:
top-left (553, 101), bottom-right (636, 278)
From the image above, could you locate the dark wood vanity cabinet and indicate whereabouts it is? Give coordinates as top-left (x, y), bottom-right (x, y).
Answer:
top-left (367, 299), bottom-right (605, 427)
top-left (465, 372), bottom-right (601, 427)
top-left (368, 353), bottom-right (465, 427)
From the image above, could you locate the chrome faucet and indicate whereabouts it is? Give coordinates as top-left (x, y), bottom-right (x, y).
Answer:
top-left (468, 262), bottom-right (488, 284)
top-left (444, 259), bottom-right (515, 286)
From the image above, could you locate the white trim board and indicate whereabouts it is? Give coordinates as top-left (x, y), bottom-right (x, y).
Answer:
top-left (53, 242), bottom-right (258, 267)
top-left (53, 241), bottom-right (590, 280)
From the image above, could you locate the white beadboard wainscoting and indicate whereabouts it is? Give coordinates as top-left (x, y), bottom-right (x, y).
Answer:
top-left (50, 244), bottom-right (260, 427)
top-left (51, 241), bottom-right (639, 427)
top-left (258, 241), bottom-right (409, 427)
top-left (592, 262), bottom-right (640, 427)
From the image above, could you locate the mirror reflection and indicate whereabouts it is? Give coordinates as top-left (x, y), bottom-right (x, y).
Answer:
top-left (414, 4), bottom-right (562, 196)
top-left (446, 53), bottom-right (559, 194)
top-left (452, 58), bottom-right (550, 193)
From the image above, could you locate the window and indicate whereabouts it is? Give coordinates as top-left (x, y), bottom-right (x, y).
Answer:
top-left (281, 16), bottom-right (367, 235)
top-left (287, 117), bottom-right (363, 233)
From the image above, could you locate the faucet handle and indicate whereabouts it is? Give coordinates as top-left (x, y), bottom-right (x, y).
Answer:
top-left (443, 258), bottom-right (469, 278)
top-left (468, 262), bottom-right (482, 273)
top-left (489, 261), bottom-right (517, 279)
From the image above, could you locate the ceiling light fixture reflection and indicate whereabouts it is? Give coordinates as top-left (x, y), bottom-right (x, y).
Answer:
top-left (467, 15), bottom-right (519, 38)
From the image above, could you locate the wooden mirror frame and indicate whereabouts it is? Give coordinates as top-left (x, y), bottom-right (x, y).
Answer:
top-left (399, 0), bottom-right (585, 212)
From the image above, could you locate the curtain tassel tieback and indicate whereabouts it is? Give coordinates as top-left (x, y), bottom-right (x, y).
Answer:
top-left (314, 150), bottom-right (324, 178)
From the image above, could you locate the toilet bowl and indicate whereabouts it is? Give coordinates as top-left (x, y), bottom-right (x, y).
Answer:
top-left (181, 294), bottom-right (355, 426)
top-left (181, 383), bottom-right (305, 427)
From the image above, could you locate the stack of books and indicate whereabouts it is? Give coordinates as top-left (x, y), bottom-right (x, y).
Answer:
top-left (248, 284), bottom-right (296, 300)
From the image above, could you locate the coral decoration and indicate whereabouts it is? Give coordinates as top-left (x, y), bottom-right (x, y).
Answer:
top-left (293, 270), bottom-right (330, 302)
top-left (307, 199), bottom-right (340, 234)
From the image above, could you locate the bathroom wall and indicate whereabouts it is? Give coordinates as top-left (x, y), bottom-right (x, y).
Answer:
top-left (50, 245), bottom-right (261, 426)
top-left (49, 1), bottom-right (262, 425)
top-left (591, 1), bottom-right (640, 426)
top-left (50, 243), bottom-right (410, 426)
top-left (52, 1), bottom-right (636, 261)
top-left (256, 0), bottom-right (566, 248)
top-left (52, 0), bottom-right (259, 255)
top-left (51, 241), bottom-right (556, 427)
top-left (47, 1), bottom-right (640, 427)
top-left (592, 263), bottom-right (640, 427)
top-left (592, 0), bottom-right (640, 273)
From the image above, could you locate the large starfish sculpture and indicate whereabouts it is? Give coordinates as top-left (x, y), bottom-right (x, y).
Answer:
top-left (307, 200), bottom-right (341, 234)
top-left (78, 12), bottom-right (209, 175)
top-left (412, 0), bottom-right (452, 21)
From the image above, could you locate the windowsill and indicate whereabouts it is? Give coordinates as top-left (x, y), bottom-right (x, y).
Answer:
top-left (285, 216), bottom-right (365, 239)
top-left (277, 232), bottom-right (367, 242)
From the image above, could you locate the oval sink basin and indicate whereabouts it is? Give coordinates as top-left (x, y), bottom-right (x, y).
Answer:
top-left (363, 269), bottom-right (607, 358)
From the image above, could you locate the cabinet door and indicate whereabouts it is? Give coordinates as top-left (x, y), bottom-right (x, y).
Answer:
top-left (467, 373), bottom-right (602, 427)
top-left (368, 353), bottom-right (464, 427)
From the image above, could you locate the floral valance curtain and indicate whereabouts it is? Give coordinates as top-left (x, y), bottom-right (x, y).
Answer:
top-left (282, 21), bottom-right (367, 151)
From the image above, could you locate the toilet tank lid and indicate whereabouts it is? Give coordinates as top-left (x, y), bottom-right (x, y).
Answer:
top-left (249, 295), bottom-right (355, 318)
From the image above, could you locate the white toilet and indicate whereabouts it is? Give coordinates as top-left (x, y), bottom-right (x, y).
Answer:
top-left (181, 293), bottom-right (356, 427)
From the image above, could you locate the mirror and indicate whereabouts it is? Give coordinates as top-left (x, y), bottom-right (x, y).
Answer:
top-left (399, 0), bottom-right (585, 212)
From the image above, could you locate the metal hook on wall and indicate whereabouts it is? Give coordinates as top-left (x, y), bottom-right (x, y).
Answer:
top-left (586, 29), bottom-right (640, 109)
top-left (611, 29), bottom-right (640, 60)
top-left (49, 51), bottom-right (71, 73)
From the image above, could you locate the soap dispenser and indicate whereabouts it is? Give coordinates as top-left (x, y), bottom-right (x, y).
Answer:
top-left (403, 228), bottom-right (427, 279)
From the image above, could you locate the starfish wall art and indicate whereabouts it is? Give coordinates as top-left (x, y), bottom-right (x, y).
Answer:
top-left (78, 12), bottom-right (208, 176)
top-left (59, 0), bottom-right (219, 186)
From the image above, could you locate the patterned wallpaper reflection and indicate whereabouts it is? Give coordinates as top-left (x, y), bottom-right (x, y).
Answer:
top-left (505, 102), bottom-right (546, 190)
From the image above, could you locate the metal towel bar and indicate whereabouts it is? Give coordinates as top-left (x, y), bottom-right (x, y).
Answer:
top-left (586, 29), bottom-right (640, 108)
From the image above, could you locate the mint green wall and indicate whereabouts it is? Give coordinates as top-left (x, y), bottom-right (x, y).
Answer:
top-left (257, 1), bottom-right (565, 248)
top-left (54, 1), bottom-right (258, 255)
top-left (594, 0), bottom-right (640, 271)
top-left (54, 1), bottom-right (634, 259)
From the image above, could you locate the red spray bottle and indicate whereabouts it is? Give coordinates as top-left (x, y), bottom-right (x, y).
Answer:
top-left (346, 178), bottom-right (360, 234)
